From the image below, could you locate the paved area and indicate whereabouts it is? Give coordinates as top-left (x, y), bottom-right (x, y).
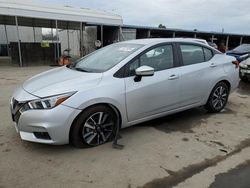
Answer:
top-left (0, 66), bottom-right (250, 188)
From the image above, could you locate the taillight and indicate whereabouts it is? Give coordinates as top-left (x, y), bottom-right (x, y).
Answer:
top-left (232, 60), bottom-right (239, 68)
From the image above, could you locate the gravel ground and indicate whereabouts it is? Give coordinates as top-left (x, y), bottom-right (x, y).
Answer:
top-left (0, 66), bottom-right (250, 188)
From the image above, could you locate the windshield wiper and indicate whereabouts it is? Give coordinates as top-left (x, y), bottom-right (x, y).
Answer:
top-left (74, 67), bottom-right (91, 72)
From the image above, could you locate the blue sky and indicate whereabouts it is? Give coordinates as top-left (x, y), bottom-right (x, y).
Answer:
top-left (40, 0), bottom-right (250, 34)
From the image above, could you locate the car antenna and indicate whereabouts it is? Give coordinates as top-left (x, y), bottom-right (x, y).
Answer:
top-left (112, 123), bottom-right (124, 149)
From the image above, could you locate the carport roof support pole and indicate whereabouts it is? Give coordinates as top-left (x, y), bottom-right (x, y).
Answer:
top-left (67, 22), bottom-right (70, 52)
top-left (55, 20), bottom-right (59, 62)
top-left (118, 26), bottom-right (121, 41)
top-left (33, 27), bottom-right (36, 42)
top-left (240, 37), bottom-right (243, 45)
top-left (173, 32), bottom-right (176, 38)
top-left (80, 22), bottom-right (83, 57)
top-left (15, 16), bottom-right (22, 67)
top-left (101, 25), bottom-right (103, 47)
top-left (117, 27), bottom-right (120, 41)
top-left (147, 30), bottom-right (151, 38)
top-left (119, 27), bottom-right (125, 41)
top-left (4, 24), bottom-right (9, 56)
top-left (226, 35), bottom-right (230, 50)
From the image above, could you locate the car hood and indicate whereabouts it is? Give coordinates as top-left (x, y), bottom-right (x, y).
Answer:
top-left (241, 58), bottom-right (250, 65)
top-left (22, 66), bottom-right (103, 98)
top-left (227, 50), bottom-right (249, 55)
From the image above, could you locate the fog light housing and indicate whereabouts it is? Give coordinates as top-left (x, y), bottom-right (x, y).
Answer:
top-left (33, 132), bottom-right (51, 140)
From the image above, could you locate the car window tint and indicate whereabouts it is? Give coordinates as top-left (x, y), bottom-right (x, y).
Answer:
top-left (140, 45), bottom-right (174, 71)
top-left (203, 48), bottom-right (213, 61)
top-left (180, 45), bottom-right (205, 65)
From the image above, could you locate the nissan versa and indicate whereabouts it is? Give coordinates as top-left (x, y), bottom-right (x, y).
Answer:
top-left (10, 38), bottom-right (239, 147)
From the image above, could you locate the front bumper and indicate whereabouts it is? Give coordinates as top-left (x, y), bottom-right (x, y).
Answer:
top-left (10, 87), bottom-right (81, 145)
top-left (240, 68), bottom-right (250, 79)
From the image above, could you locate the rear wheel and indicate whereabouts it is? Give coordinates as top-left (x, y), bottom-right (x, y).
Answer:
top-left (70, 105), bottom-right (118, 148)
top-left (205, 82), bottom-right (229, 113)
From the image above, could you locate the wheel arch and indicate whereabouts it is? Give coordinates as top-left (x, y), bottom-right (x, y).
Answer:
top-left (69, 102), bottom-right (123, 144)
top-left (220, 79), bottom-right (231, 92)
top-left (205, 79), bottom-right (231, 104)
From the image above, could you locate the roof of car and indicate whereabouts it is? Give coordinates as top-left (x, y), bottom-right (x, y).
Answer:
top-left (121, 38), bottom-right (209, 45)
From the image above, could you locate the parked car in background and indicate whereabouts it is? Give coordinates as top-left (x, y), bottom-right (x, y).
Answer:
top-left (208, 42), bottom-right (218, 49)
top-left (10, 38), bottom-right (239, 147)
top-left (239, 57), bottom-right (250, 81)
top-left (227, 44), bottom-right (250, 61)
top-left (184, 38), bottom-right (209, 46)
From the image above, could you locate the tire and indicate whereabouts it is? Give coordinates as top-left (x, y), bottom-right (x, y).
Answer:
top-left (205, 82), bottom-right (229, 113)
top-left (70, 105), bottom-right (118, 148)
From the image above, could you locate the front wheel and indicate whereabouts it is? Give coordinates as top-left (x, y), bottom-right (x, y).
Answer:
top-left (205, 82), bottom-right (229, 113)
top-left (70, 105), bottom-right (118, 148)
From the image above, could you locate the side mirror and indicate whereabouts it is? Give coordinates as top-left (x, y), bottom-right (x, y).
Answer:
top-left (134, 66), bottom-right (154, 82)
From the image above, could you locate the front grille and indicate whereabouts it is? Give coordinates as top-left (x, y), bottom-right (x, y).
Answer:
top-left (12, 98), bottom-right (19, 110)
top-left (241, 66), bottom-right (250, 70)
top-left (13, 110), bottom-right (22, 123)
top-left (11, 98), bottom-right (25, 123)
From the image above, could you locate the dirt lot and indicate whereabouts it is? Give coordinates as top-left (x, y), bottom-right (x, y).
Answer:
top-left (0, 66), bottom-right (250, 188)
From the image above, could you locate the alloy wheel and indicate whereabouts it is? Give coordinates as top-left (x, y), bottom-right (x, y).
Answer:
top-left (211, 86), bottom-right (228, 110)
top-left (82, 112), bottom-right (114, 146)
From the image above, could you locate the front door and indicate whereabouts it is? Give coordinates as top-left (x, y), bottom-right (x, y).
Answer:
top-left (125, 44), bottom-right (182, 122)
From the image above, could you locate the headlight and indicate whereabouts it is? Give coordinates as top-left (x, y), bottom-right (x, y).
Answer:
top-left (240, 63), bottom-right (248, 68)
top-left (27, 92), bottom-right (75, 110)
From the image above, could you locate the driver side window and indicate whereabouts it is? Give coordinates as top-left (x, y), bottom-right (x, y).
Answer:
top-left (128, 44), bottom-right (174, 76)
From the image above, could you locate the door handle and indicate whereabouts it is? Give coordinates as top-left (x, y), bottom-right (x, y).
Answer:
top-left (210, 63), bottom-right (217, 68)
top-left (168, 74), bottom-right (179, 80)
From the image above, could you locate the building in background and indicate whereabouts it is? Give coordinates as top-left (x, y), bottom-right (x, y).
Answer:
top-left (0, 0), bottom-right (122, 66)
top-left (0, 0), bottom-right (250, 66)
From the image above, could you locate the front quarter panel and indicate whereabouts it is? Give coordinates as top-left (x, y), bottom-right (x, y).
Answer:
top-left (63, 75), bottom-right (128, 127)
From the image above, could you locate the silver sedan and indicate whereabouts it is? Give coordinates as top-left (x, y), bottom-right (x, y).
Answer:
top-left (10, 38), bottom-right (239, 147)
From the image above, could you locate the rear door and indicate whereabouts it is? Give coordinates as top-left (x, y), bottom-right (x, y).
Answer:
top-left (124, 43), bottom-right (182, 122)
top-left (177, 43), bottom-right (217, 106)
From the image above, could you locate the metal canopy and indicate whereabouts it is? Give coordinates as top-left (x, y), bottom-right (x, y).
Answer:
top-left (0, 0), bottom-right (123, 27)
top-left (123, 24), bottom-right (250, 38)
top-left (0, 0), bottom-right (122, 67)
top-left (0, 15), bottom-right (83, 30)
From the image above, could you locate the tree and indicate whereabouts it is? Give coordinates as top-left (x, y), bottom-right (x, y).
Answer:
top-left (158, 24), bottom-right (166, 29)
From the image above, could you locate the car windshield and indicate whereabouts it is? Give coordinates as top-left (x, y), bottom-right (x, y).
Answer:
top-left (69, 43), bottom-right (144, 73)
top-left (233, 44), bottom-right (250, 52)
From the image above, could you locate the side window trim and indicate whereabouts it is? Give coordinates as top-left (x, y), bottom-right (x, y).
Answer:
top-left (177, 42), bottom-right (215, 66)
top-left (124, 42), bottom-right (178, 77)
top-left (202, 47), bottom-right (206, 62)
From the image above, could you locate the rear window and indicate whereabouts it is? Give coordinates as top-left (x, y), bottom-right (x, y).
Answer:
top-left (204, 48), bottom-right (213, 61)
top-left (180, 45), bottom-right (204, 65)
